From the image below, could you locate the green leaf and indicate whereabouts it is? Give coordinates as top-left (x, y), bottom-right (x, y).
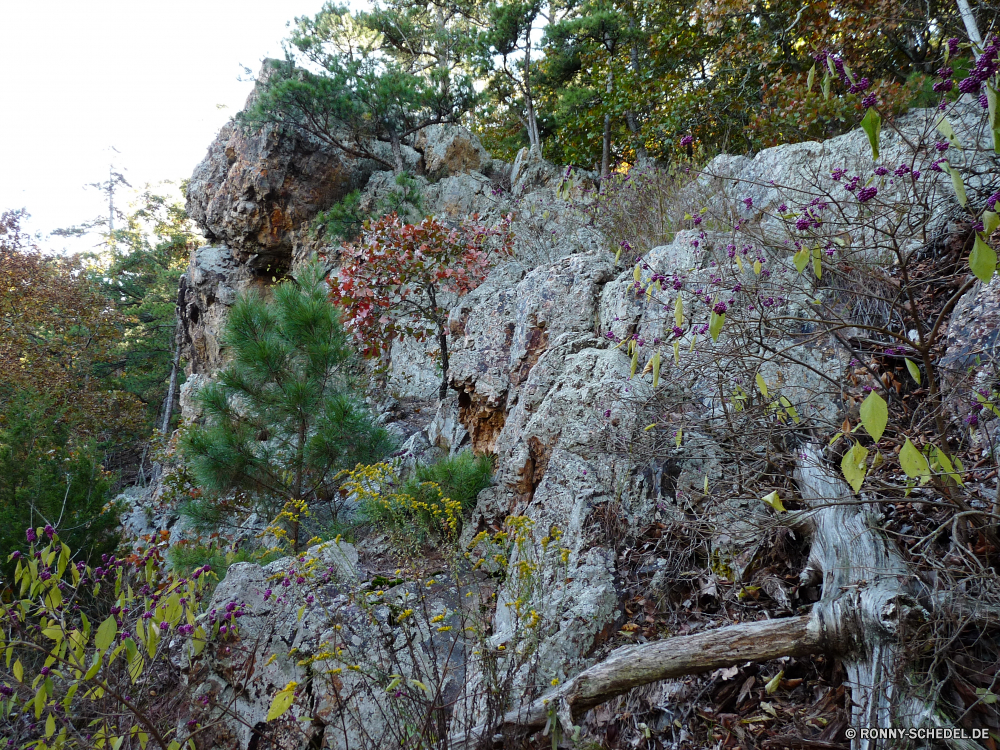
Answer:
top-left (95, 616), bottom-right (117, 652)
top-left (46, 712), bottom-right (56, 738)
top-left (933, 446), bottom-right (964, 486)
top-left (630, 347), bottom-right (638, 378)
top-left (841, 442), bottom-right (869, 494)
top-left (761, 491), bottom-right (786, 512)
top-left (806, 64), bottom-right (815, 92)
top-left (905, 358), bottom-right (921, 385)
top-left (267, 682), bottom-right (298, 722)
top-left (936, 115), bottom-right (961, 148)
top-left (675, 428), bottom-right (683, 448)
top-left (947, 164), bottom-right (967, 207)
top-left (859, 391), bottom-right (888, 442)
top-left (674, 295), bottom-right (683, 327)
top-left (970, 235), bottom-right (998, 283)
top-left (900, 438), bottom-right (930, 481)
top-left (709, 311), bottom-right (725, 342)
top-left (987, 84), bottom-right (997, 129)
top-left (793, 248), bottom-right (809, 273)
top-left (13, 659), bottom-right (23, 682)
top-left (651, 351), bottom-right (661, 388)
top-left (860, 108), bottom-right (881, 161)
top-left (983, 211), bottom-right (999, 237)
top-left (755, 373), bottom-right (769, 400)
top-left (812, 246), bottom-right (822, 279)
top-left (822, 70), bottom-right (831, 100)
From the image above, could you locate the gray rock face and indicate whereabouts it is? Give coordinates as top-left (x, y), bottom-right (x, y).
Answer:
top-left (941, 274), bottom-right (1000, 413)
top-left (414, 124), bottom-right (492, 178)
top-left (177, 244), bottom-right (246, 376)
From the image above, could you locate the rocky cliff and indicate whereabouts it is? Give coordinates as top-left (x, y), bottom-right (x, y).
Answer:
top-left (167, 70), bottom-right (1000, 749)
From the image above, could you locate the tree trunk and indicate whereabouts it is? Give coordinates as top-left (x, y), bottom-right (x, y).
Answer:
top-left (523, 27), bottom-right (542, 154)
top-left (160, 319), bottom-right (182, 435)
top-left (389, 130), bottom-right (405, 175)
top-left (954, 0), bottom-right (983, 54)
top-left (452, 445), bottom-right (979, 749)
top-left (438, 326), bottom-right (450, 402)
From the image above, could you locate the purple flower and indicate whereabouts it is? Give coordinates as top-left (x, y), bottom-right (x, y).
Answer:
top-left (875, 166), bottom-right (889, 176)
top-left (692, 215), bottom-right (703, 226)
top-left (713, 302), bottom-right (728, 315)
top-left (778, 203), bottom-right (788, 212)
top-left (857, 186), bottom-right (878, 203)
top-left (40, 667), bottom-right (50, 676)
top-left (849, 77), bottom-right (871, 93)
top-left (160, 622), bottom-right (169, 631)
top-left (862, 93), bottom-right (877, 109)
top-left (603, 409), bottom-right (611, 418)
top-left (930, 158), bottom-right (947, 172)
top-left (263, 589), bottom-right (272, 600)
top-left (980, 93), bottom-right (990, 109)
top-left (934, 140), bottom-right (950, 152)
top-left (947, 37), bottom-right (959, 56)
top-left (44, 525), bottom-right (54, 539)
top-left (937, 66), bottom-right (953, 78)
top-left (680, 135), bottom-right (694, 146)
top-left (831, 168), bottom-right (846, 181)
top-left (986, 193), bottom-right (1000, 211)
top-left (933, 79), bottom-right (954, 93)
top-left (11, 551), bottom-right (20, 560)
top-left (672, 326), bottom-right (684, 338)
top-left (912, 171), bottom-right (921, 180)
top-left (742, 197), bottom-right (753, 209)
top-left (894, 164), bottom-right (910, 176)
top-left (0, 686), bottom-right (13, 696)
top-left (26, 528), bottom-right (36, 543)
top-left (795, 216), bottom-right (812, 231)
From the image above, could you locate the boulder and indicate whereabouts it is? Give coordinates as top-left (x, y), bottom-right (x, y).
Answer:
top-left (414, 124), bottom-right (491, 178)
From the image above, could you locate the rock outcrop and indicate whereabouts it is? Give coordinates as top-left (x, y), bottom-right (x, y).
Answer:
top-left (167, 67), bottom-right (1000, 748)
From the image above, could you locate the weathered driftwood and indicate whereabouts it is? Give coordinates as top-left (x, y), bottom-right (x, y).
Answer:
top-left (450, 446), bottom-right (979, 750)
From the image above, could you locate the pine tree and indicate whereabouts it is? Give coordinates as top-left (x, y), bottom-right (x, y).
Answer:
top-left (181, 263), bottom-right (395, 551)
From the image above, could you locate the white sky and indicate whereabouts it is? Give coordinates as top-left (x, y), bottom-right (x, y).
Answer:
top-left (0, 0), bottom-right (326, 253)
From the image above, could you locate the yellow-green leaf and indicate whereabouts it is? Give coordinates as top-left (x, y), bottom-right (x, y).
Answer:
top-left (936, 115), bottom-right (961, 148)
top-left (947, 164), bottom-right (967, 207)
top-left (709, 311), bottom-right (725, 342)
top-left (983, 211), bottom-right (999, 238)
top-left (841, 442), bottom-right (869, 494)
top-left (806, 63), bottom-right (815, 92)
top-left (793, 248), bottom-right (809, 273)
top-left (674, 295), bottom-right (683, 327)
top-left (672, 340), bottom-right (680, 365)
top-left (765, 670), bottom-right (784, 694)
top-left (46, 712), bottom-right (56, 738)
top-left (859, 391), bottom-right (888, 442)
top-left (651, 351), bottom-right (661, 388)
top-left (761, 491), bottom-right (786, 512)
top-left (95, 616), bottom-right (117, 652)
top-left (755, 373), bottom-right (769, 400)
top-left (812, 246), bottom-right (822, 279)
top-left (753, 259), bottom-right (762, 275)
top-left (970, 235), bottom-right (998, 283)
top-left (905, 358), bottom-right (921, 385)
top-left (675, 428), bottom-right (683, 448)
top-left (267, 682), bottom-right (298, 722)
top-left (14, 659), bottom-right (23, 682)
top-left (630, 347), bottom-right (638, 378)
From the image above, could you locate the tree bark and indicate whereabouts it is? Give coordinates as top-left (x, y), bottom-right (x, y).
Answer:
top-left (954, 0), bottom-right (983, 55)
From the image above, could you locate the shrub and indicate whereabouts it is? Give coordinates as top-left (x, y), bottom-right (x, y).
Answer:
top-left (181, 262), bottom-right (395, 551)
top-left (355, 453), bottom-right (492, 542)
